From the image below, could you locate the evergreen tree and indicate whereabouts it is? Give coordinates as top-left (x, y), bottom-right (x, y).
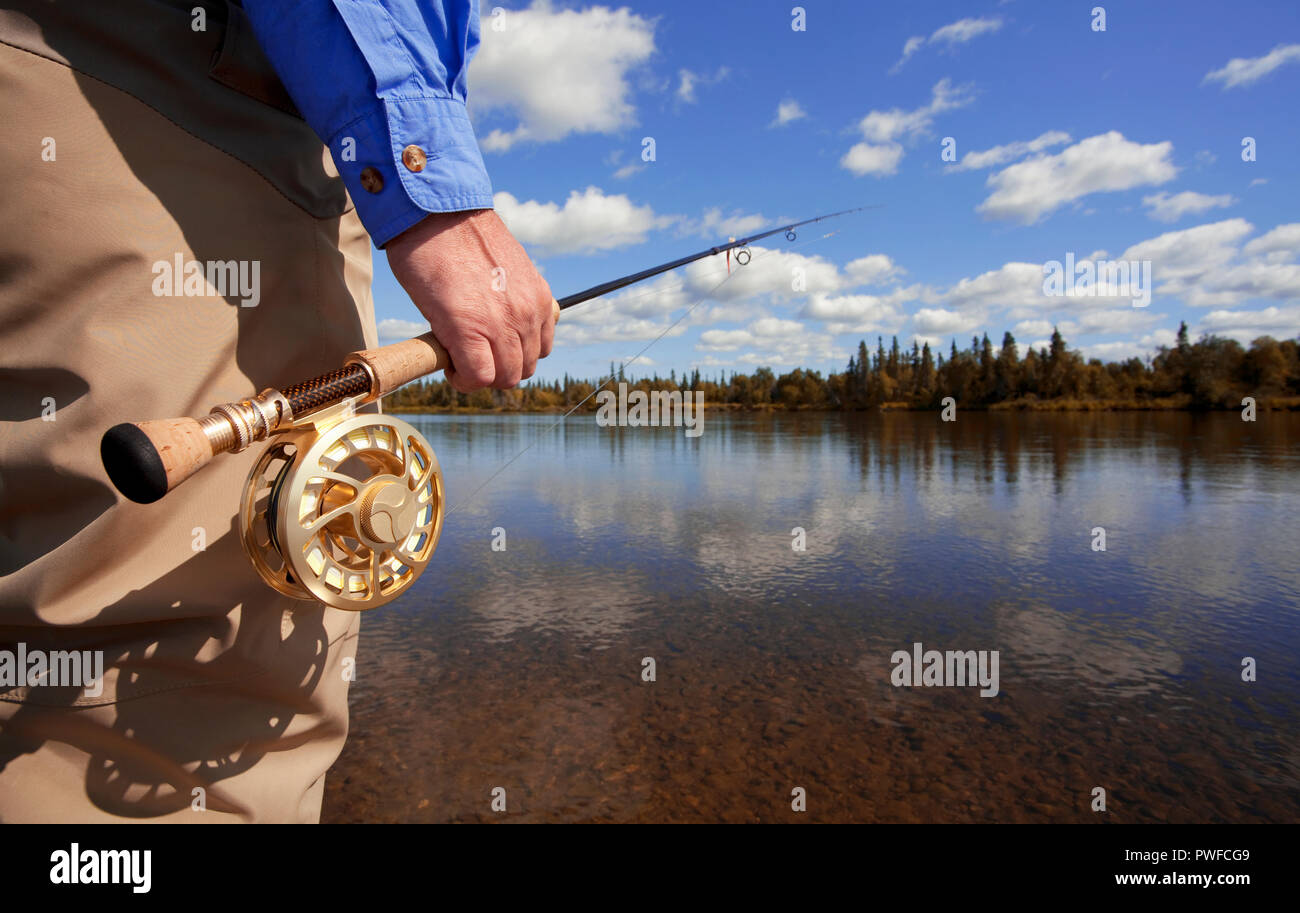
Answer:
top-left (1049, 327), bottom-right (1066, 365)
top-left (996, 331), bottom-right (1019, 399)
top-left (381, 329), bottom-right (1299, 414)
top-left (918, 342), bottom-right (936, 402)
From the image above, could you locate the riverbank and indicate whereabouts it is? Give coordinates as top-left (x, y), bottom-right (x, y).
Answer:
top-left (385, 395), bottom-right (1300, 415)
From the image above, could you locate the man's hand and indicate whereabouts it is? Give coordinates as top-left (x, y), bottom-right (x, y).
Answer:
top-left (386, 209), bottom-right (555, 393)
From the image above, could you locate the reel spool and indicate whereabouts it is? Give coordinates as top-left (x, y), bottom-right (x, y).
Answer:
top-left (239, 409), bottom-right (444, 610)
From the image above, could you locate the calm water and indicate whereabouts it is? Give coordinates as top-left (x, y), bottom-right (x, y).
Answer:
top-left (323, 411), bottom-right (1300, 823)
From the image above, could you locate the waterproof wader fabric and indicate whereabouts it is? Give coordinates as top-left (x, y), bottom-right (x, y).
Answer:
top-left (0, 0), bottom-right (376, 822)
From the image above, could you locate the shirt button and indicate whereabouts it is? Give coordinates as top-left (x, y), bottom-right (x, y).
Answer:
top-left (359, 167), bottom-right (384, 194)
top-left (401, 145), bottom-right (427, 173)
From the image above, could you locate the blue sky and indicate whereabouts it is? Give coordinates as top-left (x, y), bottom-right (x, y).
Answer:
top-left (370, 0), bottom-right (1300, 381)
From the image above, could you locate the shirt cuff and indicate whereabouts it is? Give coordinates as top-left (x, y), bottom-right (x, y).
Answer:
top-left (329, 96), bottom-right (495, 247)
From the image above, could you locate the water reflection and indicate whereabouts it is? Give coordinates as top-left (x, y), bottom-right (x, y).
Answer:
top-left (324, 411), bottom-right (1300, 822)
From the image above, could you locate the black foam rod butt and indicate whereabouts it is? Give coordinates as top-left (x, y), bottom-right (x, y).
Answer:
top-left (101, 423), bottom-right (169, 504)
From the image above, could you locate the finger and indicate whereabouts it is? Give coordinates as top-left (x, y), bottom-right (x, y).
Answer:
top-left (445, 368), bottom-right (486, 396)
top-left (446, 334), bottom-right (496, 392)
top-left (540, 297), bottom-right (556, 359)
top-left (489, 333), bottom-right (524, 389)
top-left (539, 319), bottom-right (555, 360)
top-left (443, 367), bottom-right (463, 394)
top-left (520, 328), bottom-right (539, 381)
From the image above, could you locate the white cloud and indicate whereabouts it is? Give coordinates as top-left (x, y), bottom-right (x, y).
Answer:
top-left (1013, 319), bottom-right (1053, 338)
top-left (1142, 190), bottom-right (1236, 223)
top-left (913, 307), bottom-right (986, 336)
top-left (802, 290), bottom-right (912, 335)
top-left (531, 200), bottom-right (1300, 375)
top-left (840, 142), bottom-right (904, 177)
top-left (1197, 306), bottom-right (1300, 342)
top-left (470, 1), bottom-right (656, 151)
top-left (978, 131), bottom-right (1177, 223)
top-left (561, 275), bottom-right (690, 328)
top-left (676, 69), bottom-right (697, 103)
top-left (751, 317), bottom-right (804, 338)
top-left (697, 328), bottom-right (752, 351)
top-left (893, 36), bottom-right (925, 71)
top-left (681, 208), bottom-right (769, 239)
top-left (693, 244), bottom-right (844, 303)
top-left (548, 215), bottom-right (1300, 365)
top-left (559, 240), bottom-right (915, 351)
top-left (698, 318), bottom-right (838, 366)
top-left (1243, 223), bottom-right (1300, 262)
top-left (930, 16), bottom-right (1003, 46)
top-left (605, 148), bottom-right (643, 180)
top-left (1188, 261), bottom-right (1300, 307)
top-left (1120, 218), bottom-right (1253, 305)
top-left (1144, 328), bottom-right (1179, 349)
top-left (841, 79), bottom-right (975, 176)
top-left (1122, 218), bottom-right (1254, 277)
top-left (771, 98), bottom-right (807, 127)
top-left (1075, 329), bottom-right (1175, 362)
top-left (844, 254), bottom-right (903, 285)
top-left (494, 187), bottom-right (667, 255)
top-left (555, 243), bottom-right (848, 347)
top-left (1203, 43), bottom-right (1300, 89)
top-left (891, 17), bottom-right (1002, 72)
top-left (676, 66), bottom-right (729, 104)
top-left (947, 130), bottom-right (1071, 172)
top-left (1079, 341), bottom-right (1138, 360)
top-left (377, 318), bottom-right (428, 342)
top-left (1120, 218), bottom-right (1300, 309)
top-left (945, 261), bottom-right (1046, 311)
top-left (806, 295), bottom-right (889, 323)
top-left (857, 79), bottom-right (974, 144)
top-left (891, 220), bottom-right (1294, 336)
top-left (689, 301), bottom-right (759, 325)
top-left (556, 319), bottom-right (687, 346)
top-left (1059, 308), bottom-right (1162, 337)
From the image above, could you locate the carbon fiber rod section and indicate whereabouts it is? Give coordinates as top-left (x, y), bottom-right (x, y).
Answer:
top-left (555, 205), bottom-right (877, 311)
top-left (283, 365), bottom-right (372, 415)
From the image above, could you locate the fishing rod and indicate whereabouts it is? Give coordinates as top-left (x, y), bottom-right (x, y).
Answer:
top-left (556, 205), bottom-right (875, 309)
top-left (100, 205), bottom-right (872, 609)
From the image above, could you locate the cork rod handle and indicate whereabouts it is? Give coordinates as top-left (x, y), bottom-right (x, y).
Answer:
top-left (347, 299), bottom-right (561, 397)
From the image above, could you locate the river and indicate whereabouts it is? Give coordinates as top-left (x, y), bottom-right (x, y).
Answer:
top-left (323, 410), bottom-right (1300, 823)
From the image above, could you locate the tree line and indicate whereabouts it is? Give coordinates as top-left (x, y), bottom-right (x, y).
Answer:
top-left (385, 323), bottom-right (1300, 413)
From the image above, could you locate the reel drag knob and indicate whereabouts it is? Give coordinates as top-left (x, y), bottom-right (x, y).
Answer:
top-left (359, 481), bottom-right (420, 543)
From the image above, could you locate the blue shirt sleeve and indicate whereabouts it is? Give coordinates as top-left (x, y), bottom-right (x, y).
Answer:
top-left (241, 0), bottom-right (495, 247)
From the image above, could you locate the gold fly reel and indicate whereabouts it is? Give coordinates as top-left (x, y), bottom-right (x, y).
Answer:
top-left (239, 409), bottom-right (444, 610)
